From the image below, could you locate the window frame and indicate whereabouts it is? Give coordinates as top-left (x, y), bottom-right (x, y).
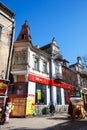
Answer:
top-left (34, 57), bottom-right (39, 71)
top-left (43, 61), bottom-right (47, 73)
top-left (35, 83), bottom-right (47, 105)
top-left (56, 87), bottom-right (62, 105)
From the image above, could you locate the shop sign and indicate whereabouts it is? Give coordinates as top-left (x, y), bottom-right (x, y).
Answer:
top-left (28, 74), bottom-right (74, 90)
top-left (28, 74), bottom-right (49, 85)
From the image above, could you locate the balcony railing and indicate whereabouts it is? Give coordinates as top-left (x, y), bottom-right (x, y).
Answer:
top-left (53, 73), bottom-right (63, 80)
top-left (11, 64), bottom-right (27, 71)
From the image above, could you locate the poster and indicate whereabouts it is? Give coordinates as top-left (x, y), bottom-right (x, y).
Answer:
top-left (26, 81), bottom-right (35, 115)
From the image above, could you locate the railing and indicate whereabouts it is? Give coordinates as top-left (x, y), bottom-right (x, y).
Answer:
top-left (53, 73), bottom-right (63, 80)
top-left (12, 64), bottom-right (27, 70)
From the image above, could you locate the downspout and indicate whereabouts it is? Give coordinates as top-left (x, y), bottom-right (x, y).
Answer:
top-left (5, 22), bottom-right (15, 80)
top-left (50, 54), bottom-right (53, 103)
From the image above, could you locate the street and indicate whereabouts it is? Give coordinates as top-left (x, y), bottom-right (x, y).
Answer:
top-left (0, 112), bottom-right (87, 130)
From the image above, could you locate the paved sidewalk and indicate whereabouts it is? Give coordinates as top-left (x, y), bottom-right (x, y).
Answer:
top-left (0, 112), bottom-right (69, 130)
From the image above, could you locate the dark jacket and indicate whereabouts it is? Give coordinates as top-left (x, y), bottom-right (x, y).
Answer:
top-left (49, 104), bottom-right (55, 113)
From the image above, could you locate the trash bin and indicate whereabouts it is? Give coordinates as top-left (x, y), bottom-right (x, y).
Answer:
top-left (42, 107), bottom-right (49, 114)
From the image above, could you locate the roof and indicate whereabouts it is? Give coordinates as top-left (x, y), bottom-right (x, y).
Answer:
top-left (0, 2), bottom-right (15, 17)
top-left (40, 37), bottom-right (59, 50)
top-left (40, 43), bottom-right (51, 50)
top-left (15, 20), bottom-right (31, 43)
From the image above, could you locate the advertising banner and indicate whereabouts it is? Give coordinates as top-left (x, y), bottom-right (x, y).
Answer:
top-left (26, 81), bottom-right (35, 115)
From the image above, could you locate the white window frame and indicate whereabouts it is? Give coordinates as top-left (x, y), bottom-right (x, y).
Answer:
top-left (43, 61), bottom-right (47, 73)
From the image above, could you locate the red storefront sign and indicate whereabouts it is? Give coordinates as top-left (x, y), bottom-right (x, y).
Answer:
top-left (28, 74), bottom-right (74, 91)
top-left (50, 80), bottom-right (74, 90)
top-left (28, 74), bottom-right (50, 85)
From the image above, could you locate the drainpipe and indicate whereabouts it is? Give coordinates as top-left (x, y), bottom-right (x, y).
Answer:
top-left (50, 54), bottom-right (53, 103)
top-left (5, 22), bottom-right (15, 80)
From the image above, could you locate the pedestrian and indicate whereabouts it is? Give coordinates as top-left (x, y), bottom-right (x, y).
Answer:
top-left (68, 101), bottom-right (73, 116)
top-left (49, 102), bottom-right (55, 116)
top-left (5, 102), bottom-right (12, 123)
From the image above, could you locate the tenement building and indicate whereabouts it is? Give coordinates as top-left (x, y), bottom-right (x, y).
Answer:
top-left (0, 2), bottom-right (15, 81)
top-left (70, 57), bottom-right (87, 110)
top-left (9, 21), bottom-right (74, 116)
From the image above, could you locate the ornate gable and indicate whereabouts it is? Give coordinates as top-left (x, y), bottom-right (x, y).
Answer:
top-left (16, 20), bottom-right (31, 43)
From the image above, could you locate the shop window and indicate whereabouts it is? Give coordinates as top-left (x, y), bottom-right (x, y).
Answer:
top-left (56, 87), bottom-right (62, 105)
top-left (64, 89), bottom-right (68, 104)
top-left (35, 83), bottom-right (47, 105)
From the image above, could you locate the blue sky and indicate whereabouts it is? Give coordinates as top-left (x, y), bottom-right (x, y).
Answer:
top-left (1, 0), bottom-right (87, 64)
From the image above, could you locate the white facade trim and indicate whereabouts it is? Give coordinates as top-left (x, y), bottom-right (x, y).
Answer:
top-left (61, 88), bottom-right (65, 105)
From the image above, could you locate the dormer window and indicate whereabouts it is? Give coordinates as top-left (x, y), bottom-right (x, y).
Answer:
top-left (21, 34), bottom-right (24, 39)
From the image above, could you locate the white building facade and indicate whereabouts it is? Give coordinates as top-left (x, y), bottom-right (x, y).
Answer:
top-left (9, 21), bottom-right (74, 116)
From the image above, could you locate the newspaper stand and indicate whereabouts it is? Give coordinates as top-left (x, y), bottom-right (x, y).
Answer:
top-left (0, 83), bottom-right (8, 125)
top-left (68, 97), bottom-right (85, 119)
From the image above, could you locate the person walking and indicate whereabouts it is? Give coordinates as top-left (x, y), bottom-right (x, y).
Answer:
top-left (49, 102), bottom-right (55, 116)
top-left (5, 103), bottom-right (12, 123)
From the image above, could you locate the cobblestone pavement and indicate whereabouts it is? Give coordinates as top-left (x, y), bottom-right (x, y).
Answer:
top-left (0, 112), bottom-right (87, 130)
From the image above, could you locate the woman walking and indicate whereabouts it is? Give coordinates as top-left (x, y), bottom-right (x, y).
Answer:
top-left (5, 103), bottom-right (12, 123)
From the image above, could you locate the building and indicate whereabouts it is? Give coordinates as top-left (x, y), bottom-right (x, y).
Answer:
top-left (70, 57), bottom-right (87, 109)
top-left (40, 38), bottom-right (74, 111)
top-left (0, 2), bottom-right (15, 82)
top-left (9, 21), bottom-right (74, 116)
top-left (70, 57), bottom-right (84, 95)
top-left (62, 59), bottom-right (77, 96)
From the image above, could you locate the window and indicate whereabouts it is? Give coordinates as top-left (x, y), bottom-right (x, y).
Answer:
top-left (36, 83), bottom-right (47, 105)
top-left (14, 51), bottom-right (27, 64)
top-left (21, 34), bottom-right (24, 39)
top-left (64, 89), bottom-right (68, 104)
top-left (34, 58), bottom-right (39, 71)
top-left (8, 83), bottom-right (27, 96)
top-left (56, 87), bottom-right (61, 104)
top-left (0, 26), bottom-right (2, 41)
top-left (21, 34), bottom-right (26, 40)
top-left (55, 61), bottom-right (60, 74)
top-left (54, 60), bottom-right (62, 79)
top-left (43, 61), bottom-right (47, 73)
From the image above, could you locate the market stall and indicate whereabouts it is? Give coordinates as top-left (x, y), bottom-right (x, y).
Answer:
top-left (68, 97), bottom-right (85, 119)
